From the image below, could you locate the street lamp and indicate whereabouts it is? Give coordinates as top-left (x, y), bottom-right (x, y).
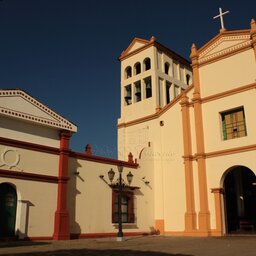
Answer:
top-left (108, 164), bottom-right (133, 242)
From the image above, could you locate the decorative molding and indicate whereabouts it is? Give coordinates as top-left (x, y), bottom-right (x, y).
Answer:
top-left (119, 37), bottom-right (150, 60)
top-left (199, 35), bottom-right (250, 58)
top-left (183, 82), bottom-right (256, 106)
top-left (183, 144), bottom-right (256, 161)
top-left (195, 29), bottom-right (252, 66)
top-left (205, 144), bottom-right (256, 159)
top-left (0, 168), bottom-right (59, 183)
top-left (202, 82), bottom-right (256, 103)
top-left (119, 38), bottom-right (191, 67)
top-left (198, 44), bottom-right (252, 67)
top-left (0, 148), bottom-right (20, 169)
top-left (0, 137), bottom-right (60, 155)
top-left (197, 29), bottom-right (250, 54)
top-left (0, 89), bottom-right (77, 132)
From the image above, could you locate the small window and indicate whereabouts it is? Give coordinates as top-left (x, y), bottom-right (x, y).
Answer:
top-left (144, 58), bottom-right (151, 71)
top-left (134, 62), bottom-right (141, 75)
top-left (124, 85), bottom-right (132, 105)
top-left (125, 66), bottom-right (132, 79)
top-left (134, 81), bottom-right (141, 102)
top-left (221, 107), bottom-right (247, 140)
top-left (112, 190), bottom-right (135, 223)
top-left (145, 77), bottom-right (152, 99)
top-left (165, 62), bottom-right (170, 75)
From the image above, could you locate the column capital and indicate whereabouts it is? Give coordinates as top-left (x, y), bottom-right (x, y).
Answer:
top-left (180, 94), bottom-right (190, 107)
top-left (192, 92), bottom-right (202, 104)
top-left (59, 130), bottom-right (72, 140)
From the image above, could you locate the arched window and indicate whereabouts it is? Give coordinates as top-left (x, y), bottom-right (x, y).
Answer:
top-left (165, 62), bottom-right (170, 75)
top-left (144, 58), bottom-right (151, 71)
top-left (125, 66), bottom-right (132, 79)
top-left (134, 62), bottom-right (141, 75)
top-left (186, 74), bottom-right (191, 85)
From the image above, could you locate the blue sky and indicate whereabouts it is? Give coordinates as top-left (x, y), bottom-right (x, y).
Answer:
top-left (0, 0), bottom-right (255, 159)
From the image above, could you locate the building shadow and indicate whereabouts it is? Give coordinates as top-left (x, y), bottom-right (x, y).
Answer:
top-left (0, 248), bottom-right (193, 256)
top-left (0, 240), bottom-right (51, 248)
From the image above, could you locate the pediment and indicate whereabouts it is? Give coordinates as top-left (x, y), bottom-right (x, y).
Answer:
top-left (120, 37), bottom-right (150, 59)
top-left (198, 30), bottom-right (251, 64)
top-left (0, 89), bottom-right (77, 132)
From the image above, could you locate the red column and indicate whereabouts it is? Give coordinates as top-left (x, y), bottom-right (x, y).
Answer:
top-left (53, 130), bottom-right (71, 240)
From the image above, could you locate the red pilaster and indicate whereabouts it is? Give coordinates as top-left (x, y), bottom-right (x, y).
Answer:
top-left (53, 130), bottom-right (71, 240)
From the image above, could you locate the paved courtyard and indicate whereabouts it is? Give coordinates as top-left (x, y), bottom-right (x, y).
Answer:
top-left (0, 235), bottom-right (256, 256)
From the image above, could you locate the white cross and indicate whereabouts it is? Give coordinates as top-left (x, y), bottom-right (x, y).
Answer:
top-left (213, 7), bottom-right (230, 30)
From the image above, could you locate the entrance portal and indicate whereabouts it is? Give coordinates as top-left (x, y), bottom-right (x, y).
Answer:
top-left (224, 166), bottom-right (256, 233)
top-left (0, 183), bottom-right (17, 238)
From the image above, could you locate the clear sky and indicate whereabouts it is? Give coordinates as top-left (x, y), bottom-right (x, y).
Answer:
top-left (0, 0), bottom-right (255, 159)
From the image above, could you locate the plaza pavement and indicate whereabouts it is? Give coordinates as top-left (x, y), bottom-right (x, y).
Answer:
top-left (0, 235), bottom-right (255, 256)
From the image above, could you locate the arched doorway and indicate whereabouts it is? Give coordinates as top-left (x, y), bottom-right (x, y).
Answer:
top-left (224, 166), bottom-right (256, 234)
top-left (0, 183), bottom-right (17, 238)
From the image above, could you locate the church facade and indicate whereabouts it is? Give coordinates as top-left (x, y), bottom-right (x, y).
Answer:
top-left (0, 19), bottom-right (256, 240)
top-left (118, 19), bottom-right (256, 236)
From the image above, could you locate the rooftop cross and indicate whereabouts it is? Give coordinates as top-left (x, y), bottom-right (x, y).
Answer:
top-left (213, 7), bottom-right (230, 30)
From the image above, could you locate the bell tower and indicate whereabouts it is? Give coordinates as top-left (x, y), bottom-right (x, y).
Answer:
top-left (117, 36), bottom-right (192, 160)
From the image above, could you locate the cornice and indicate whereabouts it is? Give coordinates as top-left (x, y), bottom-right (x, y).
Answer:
top-left (0, 168), bottom-right (59, 183)
top-left (198, 42), bottom-right (252, 66)
top-left (119, 37), bottom-right (150, 60)
top-left (0, 136), bottom-right (60, 155)
top-left (201, 82), bottom-right (256, 103)
top-left (197, 30), bottom-right (252, 66)
top-left (197, 29), bottom-right (250, 55)
top-left (205, 144), bottom-right (256, 159)
top-left (119, 38), bottom-right (191, 68)
top-left (184, 144), bottom-right (256, 161)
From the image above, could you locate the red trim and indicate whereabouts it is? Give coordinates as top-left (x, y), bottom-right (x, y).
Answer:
top-left (0, 169), bottom-right (59, 183)
top-left (23, 236), bottom-right (53, 241)
top-left (71, 152), bottom-right (138, 169)
top-left (0, 137), bottom-right (138, 169)
top-left (0, 137), bottom-right (59, 155)
top-left (70, 232), bottom-right (152, 239)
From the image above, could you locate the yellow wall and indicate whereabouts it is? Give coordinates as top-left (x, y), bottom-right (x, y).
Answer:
top-left (68, 157), bottom-right (155, 235)
top-left (0, 178), bottom-right (57, 237)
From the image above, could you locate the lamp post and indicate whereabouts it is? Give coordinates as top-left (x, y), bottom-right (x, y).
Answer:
top-left (108, 164), bottom-right (133, 242)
